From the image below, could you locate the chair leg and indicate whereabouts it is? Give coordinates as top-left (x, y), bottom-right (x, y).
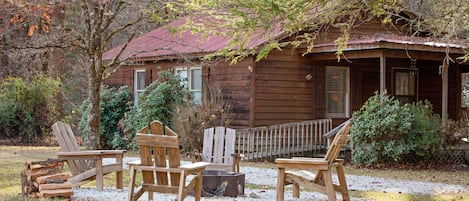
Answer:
top-left (96, 159), bottom-right (104, 191)
top-left (194, 171), bottom-right (203, 201)
top-left (292, 183), bottom-right (300, 198)
top-left (176, 171), bottom-right (187, 201)
top-left (336, 165), bottom-right (350, 201)
top-left (117, 156), bottom-right (123, 189)
top-left (276, 168), bottom-right (285, 201)
top-left (323, 169), bottom-right (336, 201)
top-left (127, 166), bottom-right (136, 201)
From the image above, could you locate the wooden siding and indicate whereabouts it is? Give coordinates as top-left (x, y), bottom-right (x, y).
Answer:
top-left (209, 59), bottom-right (255, 128)
top-left (253, 49), bottom-right (314, 126)
top-left (418, 60), bottom-right (460, 119)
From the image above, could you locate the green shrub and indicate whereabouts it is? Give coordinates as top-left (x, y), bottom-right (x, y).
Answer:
top-left (79, 85), bottom-right (132, 149)
top-left (173, 83), bottom-right (233, 153)
top-left (351, 91), bottom-right (442, 166)
top-left (122, 70), bottom-right (189, 150)
top-left (0, 75), bottom-right (62, 143)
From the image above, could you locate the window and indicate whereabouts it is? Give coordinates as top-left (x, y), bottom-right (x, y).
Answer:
top-left (393, 68), bottom-right (418, 104)
top-left (134, 69), bottom-right (145, 106)
top-left (175, 67), bottom-right (202, 104)
top-left (326, 66), bottom-right (350, 118)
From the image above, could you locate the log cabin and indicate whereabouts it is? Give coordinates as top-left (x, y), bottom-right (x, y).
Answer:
top-left (103, 13), bottom-right (468, 129)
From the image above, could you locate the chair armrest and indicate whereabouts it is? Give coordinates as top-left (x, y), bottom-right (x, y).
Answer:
top-left (100, 150), bottom-right (126, 155)
top-left (57, 151), bottom-right (106, 160)
top-left (127, 160), bottom-right (141, 166)
top-left (180, 162), bottom-right (210, 173)
top-left (57, 150), bottom-right (125, 160)
top-left (276, 158), bottom-right (329, 170)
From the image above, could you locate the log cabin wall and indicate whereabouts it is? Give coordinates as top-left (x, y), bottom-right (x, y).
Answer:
top-left (417, 60), bottom-right (460, 120)
top-left (105, 61), bottom-right (179, 93)
top-left (253, 48), bottom-right (314, 127)
top-left (208, 58), bottom-right (255, 128)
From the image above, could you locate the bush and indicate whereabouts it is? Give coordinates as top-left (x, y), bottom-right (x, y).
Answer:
top-left (79, 85), bottom-right (132, 149)
top-left (351, 91), bottom-right (442, 166)
top-left (122, 70), bottom-right (189, 150)
top-left (173, 83), bottom-right (233, 153)
top-left (0, 75), bottom-right (62, 143)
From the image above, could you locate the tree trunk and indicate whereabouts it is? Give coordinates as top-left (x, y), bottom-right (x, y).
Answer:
top-left (86, 59), bottom-right (101, 150)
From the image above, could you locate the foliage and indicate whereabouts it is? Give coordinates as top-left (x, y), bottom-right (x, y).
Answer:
top-left (351, 91), bottom-right (442, 166)
top-left (0, 75), bottom-right (62, 143)
top-left (173, 83), bottom-right (233, 153)
top-left (168, 0), bottom-right (469, 63)
top-left (440, 119), bottom-right (469, 148)
top-left (79, 85), bottom-right (132, 149)
top-left (122, 70), bottom-right (189, 150)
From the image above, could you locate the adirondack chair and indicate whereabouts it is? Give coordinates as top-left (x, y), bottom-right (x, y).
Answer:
top-left (276, 122), bottom-right (352, 201)
top-left (193, 127), bottom-right (241, 172)
top-left (51, 121), bottom-right (125, 191)
top-left (127, 121), bottom-right (209, 201)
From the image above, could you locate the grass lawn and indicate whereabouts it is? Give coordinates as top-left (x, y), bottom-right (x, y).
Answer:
top-left (1, 145), bottom-right (468, 201)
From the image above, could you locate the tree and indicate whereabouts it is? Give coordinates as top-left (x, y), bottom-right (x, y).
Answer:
top-left (169, 0), bottom-right (468, 63)
top-left (66, 1), bottom-right (144, 149)
top-left (1, 0), bottom-right (184, 149)
top-left (0, 0), bottom-right (67, 79)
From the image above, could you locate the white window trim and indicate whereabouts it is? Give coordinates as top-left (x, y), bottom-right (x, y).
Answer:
top-left (325, 66), bottom-right (350, 118)
top-left (134, 69), bottom-right (146, 106)
top-left (175, 66), bottom-right (202, 94)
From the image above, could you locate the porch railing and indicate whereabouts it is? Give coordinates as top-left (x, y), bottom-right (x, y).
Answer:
top-left (235, 119), bottom-right (332, 161)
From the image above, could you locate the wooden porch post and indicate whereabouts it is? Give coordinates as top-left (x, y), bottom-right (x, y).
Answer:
top-left (380, 51), bottom-right (386, 93)
top-left (442, 62), bottom-right (448, 124)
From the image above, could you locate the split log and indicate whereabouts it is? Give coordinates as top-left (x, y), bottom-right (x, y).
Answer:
top-left (36, 173), bottom-right (70, 184)
top-left (39, 189), bottom-right (74, 198)
top-left (38, 182), bottom-right (73, 191)
top-left (27, 158), bottom-right (64, 170)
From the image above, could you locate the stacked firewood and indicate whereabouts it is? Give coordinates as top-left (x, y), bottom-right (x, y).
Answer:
top-left (20, 158), bottom-right (74, 198)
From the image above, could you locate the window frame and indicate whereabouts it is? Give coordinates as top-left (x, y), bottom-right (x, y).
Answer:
top-left (134, 69), bottom-right (146, 106)
top-left (325, 66), bottom-right (350, 118)
top-left (175, 66), bottom-right (202, 104)
top-left (392, 67), bottom-right (419, 104)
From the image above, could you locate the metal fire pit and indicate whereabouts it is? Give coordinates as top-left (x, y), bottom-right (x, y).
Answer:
top-left (202, 170), bottom-right (245, 197)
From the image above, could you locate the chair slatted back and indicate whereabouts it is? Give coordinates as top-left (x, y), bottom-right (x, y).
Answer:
top-left (324, 122), bottom-right (351, 163)
top-left (136, 121), bottom-right (181, 187)
top-left (52, 121), bottom-right (87, 175)
top-left (202, 127), bottom-right (236, 164)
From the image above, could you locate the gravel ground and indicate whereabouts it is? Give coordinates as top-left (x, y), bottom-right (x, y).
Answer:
top-left (71, 157), bottom-right (469, 201)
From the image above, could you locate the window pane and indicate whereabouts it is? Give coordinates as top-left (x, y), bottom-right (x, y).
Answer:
top-left (326, 69), bottom-right (346, 91)
top-left (395, 72), bottom-right (415, 96)
top-left (191, 69), bottom-right (202, 90)
top-left (326, 66), bottom-right (348, 117)
top-left (176, 69), bottom-right (188, 88)
top-left (327, 92), bottom-right (345, 113)
top-left (136, 71), bottom-right (145, 90)
top-left (191, 91), bottom-right (202, 104)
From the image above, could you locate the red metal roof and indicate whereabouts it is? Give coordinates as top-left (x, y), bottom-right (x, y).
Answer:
top-left (104, 18), bottom-right (467, 62)
top-left (103, 17), bottom-right (286, 62)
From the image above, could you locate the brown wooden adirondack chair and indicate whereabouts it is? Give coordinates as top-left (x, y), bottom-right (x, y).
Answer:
top-left (51, 121), bottom-right (125, 191)
top-left (276, 122), bottom-right (352, 201)
top-left (127, 121), bottom-right (209, 201)
top-left (194, 127), bottom-right (241, 172)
